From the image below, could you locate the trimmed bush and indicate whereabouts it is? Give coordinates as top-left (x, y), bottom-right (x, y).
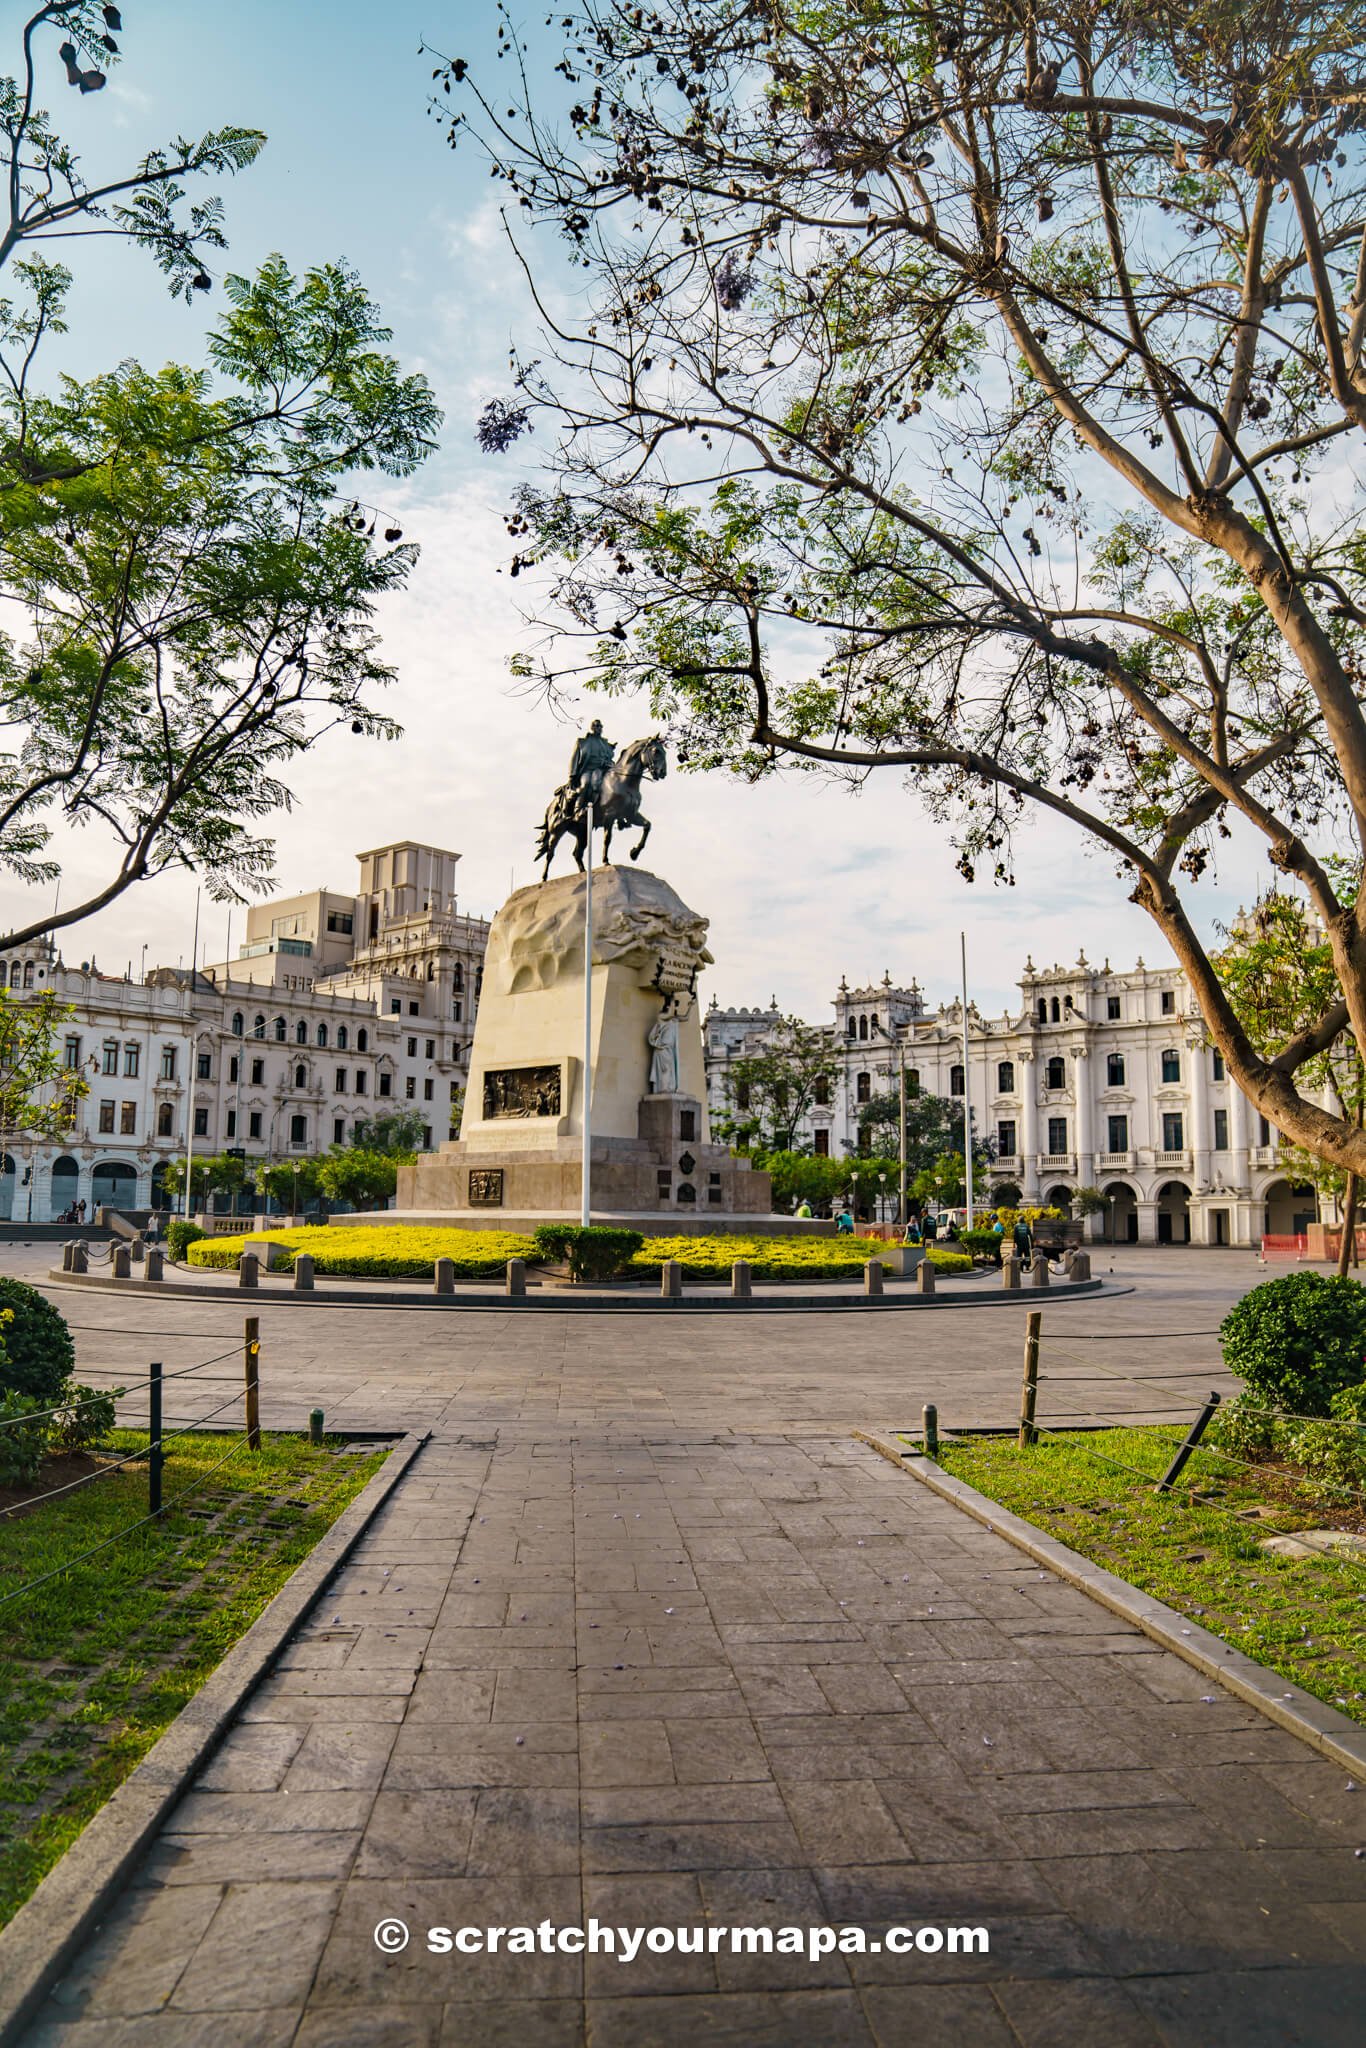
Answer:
top-left (959, 1228), bottom-right (1003, 1263)
top-left (166, 1221), bottom-right (206, 1263)
top-left (49, 1382), bottom-right (121, 1453)
top-left (533, 1225), bottom-right (645, 1280)
top-left (0, 1393), bottom-right (47, 1486)
top-left (0, 1281), bottom-right (74, 1405)
top-left (188, 1227), bottom-right (537, 1279)
top-left (923, 1247), bottom-right (973, 1274)
top-left (1219, 1272), bottom-right (1366, 1417)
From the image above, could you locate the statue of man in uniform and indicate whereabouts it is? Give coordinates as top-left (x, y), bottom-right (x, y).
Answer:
top-left (568, 719), bottom-right (615, 813)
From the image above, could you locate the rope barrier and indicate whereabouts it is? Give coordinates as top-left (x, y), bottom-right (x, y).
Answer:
top-left (0, 1344), bottom-right (246, 1433)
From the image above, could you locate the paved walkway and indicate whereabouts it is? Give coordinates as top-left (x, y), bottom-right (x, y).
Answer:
top-left (27, 1427), bottom-right (1366, 2046)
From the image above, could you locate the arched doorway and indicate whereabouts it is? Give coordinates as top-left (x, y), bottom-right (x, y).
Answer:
top-left (0, 1152), bottom-right (13, 1220)
top-left (1263, 1179), bottom-right (1318, 1237)
top-left (1156, 1181), bottom-right (1191, 1244)
top-left (991, 1181), bottom-right (1021, 1210)
top-left (50, 1154), bottom-right (80, 1221)
top-left (90, 1160), bottom-right (138, 1214)
top-left (1104, 1182), bottom-right (1139, 1243)
top-left (1045, 1184), bottom-right (1073, 1215)
top-left (150, 1160), bottom-right (174, 1214)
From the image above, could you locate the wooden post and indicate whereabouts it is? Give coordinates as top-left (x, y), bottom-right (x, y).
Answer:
top-left (1019, 1310), bottom-right (1042, 1448)
top-left (243, 1316), bottom-right (261, 1451)
top-left (148, 1360), bottom-right (163, 1517)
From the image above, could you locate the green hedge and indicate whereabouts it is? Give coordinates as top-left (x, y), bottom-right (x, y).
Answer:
top-left (533, 1225), bottom-right (644, 1279)
top-left (0, 1280), bottom-right (75, 1405)
top-left (1220, 1272), bottom-right (1366, 1416)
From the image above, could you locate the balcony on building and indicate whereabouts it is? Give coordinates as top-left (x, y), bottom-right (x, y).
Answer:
top-left (1098, 1149), bottom-right (1136, 1171)
top-left (1038, 1152), bottom-right (1076, 1173)
top-left (1156, 1147), bottom-right (1191, 1169)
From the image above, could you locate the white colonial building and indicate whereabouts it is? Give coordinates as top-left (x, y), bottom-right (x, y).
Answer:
top-left (705, 954), bottom-right (1316, 1248)
top-left (0, 840), bottom-right (489, 1223)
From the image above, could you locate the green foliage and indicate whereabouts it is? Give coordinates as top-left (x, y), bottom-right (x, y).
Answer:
top-left (349, 1111), bottom-right (427, 1157)
top-left (256, 1158), bottom-right (323, 1211)
top-left (1219, 1274), bottom-right (1366, 1417)
top-left (0, 1284), bottom-right (73, 1405)
top-left (721, 1016), bottom-right (840, 1152)
top-left (910, 1149), bottom-right (988, 1207)
top-left (1329, 1382), bottom-right (1366, 1424)
top-left (316, 1148), bottom-right (400, 1211)
top-left (1283, 1419), bottom-right (1366, 1501)
top-left (959, 1227), bottom-right (1003, 1261)
top-left (532, 1225), bottom-right (645, 1280)
top-left (749, 1150), bottom-right (849, 1212)
top-left (0, 1395), bottom-right (47, 1487)
top-left (1208, 1393), bottom-right (1286, 1463)
top-left (161, 1154), bottom-right (247, 1204)
top-left (0, 991), bottom-right (85, 1138)
top-left (48, 1383), bottom-right (121, 1455)
top-left (1071, 1186), bottom-right (1109, 1217)
top-left (165, 1221), bottom-right (205, 1263)
top-left (188, 1227), bottom-right (531, 1279)
top-left (857, 1091), bottom-right (990, 1188)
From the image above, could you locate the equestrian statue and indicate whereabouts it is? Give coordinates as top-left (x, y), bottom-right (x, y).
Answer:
top-left (536, 720), bottom-right (668, 879)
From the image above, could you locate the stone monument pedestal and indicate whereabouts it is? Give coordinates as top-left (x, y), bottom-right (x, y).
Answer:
top-left (389, 865), bottom-right (783, 1232)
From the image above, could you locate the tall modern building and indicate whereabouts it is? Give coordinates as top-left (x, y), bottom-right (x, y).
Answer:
top-left (705, 955), bottom-right (1313, 1247)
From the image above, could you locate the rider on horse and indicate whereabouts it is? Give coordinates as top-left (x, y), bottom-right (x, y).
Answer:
top-left (567, 720), bottom-right (615, 816)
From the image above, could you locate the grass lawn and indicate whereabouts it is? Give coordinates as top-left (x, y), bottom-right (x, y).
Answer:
top-left (0, 1430), bottom-right (385, 1927)
top-left (921, 1425), bottom-right (1366, 1726)
top-left (185, 1224), bottom-right (974, 1282)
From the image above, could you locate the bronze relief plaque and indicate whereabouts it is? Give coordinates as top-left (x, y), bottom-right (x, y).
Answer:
top-left (482, 1065), bottom-right (562, 1119)
top-left (469, 1169), bottom-right (505, 1206)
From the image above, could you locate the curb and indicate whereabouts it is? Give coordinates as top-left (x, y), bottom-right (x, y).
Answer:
top-left (853, 1428), bottom-right (1366, 1777)
top-left (44, 1268), bottom-right (1117, 1316)
top-left (0, 1428), bottom-right (431, 2046)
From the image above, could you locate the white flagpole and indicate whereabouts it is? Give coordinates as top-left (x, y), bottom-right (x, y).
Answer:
top-left (961, 930), bottom-right (974, 1231)
top-left (182, 889), bottom-right (201, 1220)
top-left (581, 805), bottom-right (594, 1227)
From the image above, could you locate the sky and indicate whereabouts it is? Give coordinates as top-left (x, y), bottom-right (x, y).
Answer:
top-left (0, 1), bottom-right (1283, 1023)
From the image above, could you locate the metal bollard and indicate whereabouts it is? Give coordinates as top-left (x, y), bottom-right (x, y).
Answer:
top-left (309, 1407), bottom-right (325, 1446)
top-left (922, 1402), bottom-right (939, 1459)
top-left (433, 1257), bottom-right (455, 1295)
top-left (144, 1248), bottom-right (165, 1283)
top-left (506, 1258), bottom-right (526, 1297)
top-left (661, 1259), bottom-right (682, 1299)
top-left (731, 1259), bottom-right (752, 1301)
top-left (239, 1250), bottom-right (259, 1289)
top-left (916, 1258), bottom-right (936, 1294)
top-left (864, 1259), bottom-right (884, 1297)
top-left (294, 1254), bottom-right (315, 1292)
top-left (112, 1244), bottom-right (131, 1279)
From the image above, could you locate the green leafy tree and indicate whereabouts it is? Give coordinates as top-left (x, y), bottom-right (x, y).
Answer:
top-left (720, 1015), bottom-right (840, 1152)
top-left (160, 1151), bottom-right (247, 1206)
top-left (316, 1147), bottom-right (399, 1212)
top-left (750, 1148), bottom-right (849, 1213)
top-left (856, 1088), bottom-right (991, 1183)
top-left (911, 1149), bottom-right (990, 1209)
top-left (349, 1109), bottom-right (427, 1157)
top-left (0, 988), bottom-right (82, 1138)
top-left (258, 1158), bottom-right (324, 1214)
top-left (447, 0), bottom-right (1366, 1192)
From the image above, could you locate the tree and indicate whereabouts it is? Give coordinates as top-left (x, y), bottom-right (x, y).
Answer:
top-left (0, 10), bottom-right (438, 946)
top-left (444, 0), bottom-right (1366, 1190)
top-left (912, 1149), bottom-right (990, 1209)
top-left (718, 1014), bottom-right (840, 1151)
top-left (750, 1147), bottom-right (848, 1212)
top-left (1213, 886), bottom-right (1364, 1269)
top-left (349, 1109), bottom-right (427, 1156)
top-left (0, 257), bottom-right (439, 945)
top-left (160, 1150), bottom-right (246, 1206)
top-left (856, 1086), bottom-right (991, 1181)
top-left (0, 989), bottom-right (82, 1138)
top-left (258, 1157), bottom-right (324, 1215)
top-left (317, 1147), bottom-right (400, 1212)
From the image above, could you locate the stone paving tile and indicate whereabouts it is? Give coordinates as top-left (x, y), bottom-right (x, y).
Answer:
top-left (21, 1410), bottom-right (1366, 2047)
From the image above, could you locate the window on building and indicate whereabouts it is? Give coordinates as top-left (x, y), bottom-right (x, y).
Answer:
top-left (289, 1019), bottom-right (302, 1044)
top-left (997, 1060), bottom-right (1015, 1092)
top-left (290, 1113), bottom-right (307, 1146)
top-left (98, 1099), bottom-right (115, 1132)
top-left (102, 1038), bottom-right (118, 1075)
top-left (378, 1071), bottom-right (392, 1098)
top-left (337, 1026), bottom-right (349, 1050)
top-left (408, 1001), bottom-right (419, 1015)
top-left (157, 1102), bottom-right (174, 1137)
top-left (1106, 995), bottom-right (1121, 1020)
top-left (735, 1081), bottom-right (751, 1110)
top-left (273, 1016), bottom-right (286, 1042)
top-left (1259, 1115), bottom-right (1271, 1144)
top-left (1160, 1110), bottom-right (1184, 1150)
top-left (390, 998), bottom-right (401, 1015)
top-left (453, 1001), bottom-right (463, 1023)
top-left (326, 911), bottom-right (354, 934)
top-left (847, 1018), bottom-right (856, 1039)
top-left (231, 1012), bottom-right (244, 1037)
top-left (193, 1106), bottom-right (209, 1137)
top-left (908, 1069), bottom-right (920, 1097)
top-left (814, 1076), bottom-right (830, 1106)
top-left (996, 1120), bottom-right (1017, 1157)
top-left (1212, 1049), bottom-right (1226, 1080)
top-left (334, 1117), bottom-right (345, 1143)
top-left (950, 1064), bottom-right (965, 1096)
top-left (407, 1036), bottom-right (417, 1057)
top-left (249, 1111), bottom-right (263, 1140)
top-left (314, 1023), bottom-right (327, 1047)
top-left (1045, 1055), bottom-right (1066, 1090)
top-left (293, 1062), bottom-right (305, 1088)
top-left (357, 1029), bottom-right (369, 1052)
top-left (1050, 997), bottom-right (1061, 1022)
top-left (1108, 1113), bottom-right (1129, 1152)
top-left (196, 1051), bottom-right (211, 1080)
top-left (450, 1080), bottom-right (461, 1100)
top-left (858, 1015), bottom-right (868, 1041)
top-left (1047, 1115), bottom-right (1068, 1154)
top-left (856, 1071), bottom-right (871, 1103)
top-left (1161, 1048), bottom-right (1180, 1083)
top-left (354, 1071), bottom-right (367, 1095)
top-left (1161, 989), bottom-right (1175, 1014)
top-left (335, 1068), bottom-right (347, 1092)
top-left (1107, 1052), bottom-right (1125, 1087)
top-left (425, 1038), bottom-right (435, 1058)
top-left (228, 1055), bottom-right (239, 1084)
top-left (226, 1110), bottom-right (237, 1139)
top-left (251, 1014), bottom-right (264, 1039)
top-left (64, 1034), bottom-right (81, 1068)
top-left (423, 1077), bottom-right (434, 1101)
top-left (1214, 1107), bottom-right (1229, 1150)
top-left (120, 1101), bottom-right (136, 1134)
top-left (813, 1128), bottom-right (830, 1157)
top-left (405, 1075), bottom-right (416, 1099)
top-left (160, 1045), bottom-right (177, 1080)
top-left (123, 1043), bottom-right (139, 1077)
top-left (1035, 997), bottom-right (1047, 1021)
top-left (250, 1057), bottom-right (264, 1085)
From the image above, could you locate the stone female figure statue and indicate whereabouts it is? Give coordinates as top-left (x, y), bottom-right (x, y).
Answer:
top-left (647, 998), bottom-right (680, 1094)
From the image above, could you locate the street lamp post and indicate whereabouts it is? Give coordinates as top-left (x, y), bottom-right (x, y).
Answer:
top-left (878, 1170), bottom-right (888, 1225)
top-left (291, 1160), bottom-right (302, 1227)
top-left (871, 1020), bottom-right (909, 1225)
top-left (850, 1168), bottom-right (860, 1224)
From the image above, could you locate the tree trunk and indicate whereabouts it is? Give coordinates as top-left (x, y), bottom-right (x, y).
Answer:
top-left (1337, 1174), bottom-right (1358, 1278)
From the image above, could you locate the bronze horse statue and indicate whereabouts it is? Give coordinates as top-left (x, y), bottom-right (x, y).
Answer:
top-left (536, 734), bottom-right (668, 879)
